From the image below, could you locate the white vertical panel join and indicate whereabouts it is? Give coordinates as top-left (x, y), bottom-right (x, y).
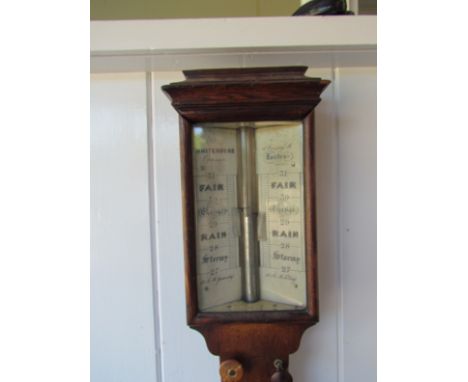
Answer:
top-left (151, 72), bottom-right (220, 382)
top-left (289, 67), bottom-right (340, 382)
top-left (337, 67), bottom-right (377, 382)
top-left (91, 73), bottom-right (158, 382)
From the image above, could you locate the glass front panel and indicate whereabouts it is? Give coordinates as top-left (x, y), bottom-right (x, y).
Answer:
top-left (192, 122), bottom-right (307, 312)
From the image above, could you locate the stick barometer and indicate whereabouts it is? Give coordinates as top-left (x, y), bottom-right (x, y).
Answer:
top-left (162, 67), bottom-right (330, 382)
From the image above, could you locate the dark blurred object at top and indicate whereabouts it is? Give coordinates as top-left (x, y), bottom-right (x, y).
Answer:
top-left (293, 0), bottom-right (354, 16)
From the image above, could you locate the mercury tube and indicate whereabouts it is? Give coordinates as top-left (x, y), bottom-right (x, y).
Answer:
top-left (237, 125), bottom-right (260, 302)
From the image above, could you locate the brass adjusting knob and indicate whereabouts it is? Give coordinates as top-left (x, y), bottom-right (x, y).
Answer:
top-left (220, 359), bottom-right (244, 382)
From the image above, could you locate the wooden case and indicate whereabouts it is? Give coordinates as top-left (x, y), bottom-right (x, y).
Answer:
top-left (162, 66), bottom-right (330, 381)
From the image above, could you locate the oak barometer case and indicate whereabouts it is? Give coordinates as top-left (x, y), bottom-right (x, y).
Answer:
top-left (162, 67), bottom-right (330, 382)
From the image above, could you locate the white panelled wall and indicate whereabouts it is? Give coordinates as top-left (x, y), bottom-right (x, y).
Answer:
top-left (91, 73), bottom-right (158, 382)
top-left (91, 65), bottom-right (376, 382)
top-left (90, 17), bottom-right (376, 380)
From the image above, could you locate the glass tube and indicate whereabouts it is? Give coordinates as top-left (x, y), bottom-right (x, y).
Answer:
top-left (237, 125), bottom-right (260, 302)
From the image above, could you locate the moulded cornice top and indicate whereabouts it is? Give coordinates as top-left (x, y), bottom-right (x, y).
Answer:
top-left (161, 66), bottom-right (330, 122)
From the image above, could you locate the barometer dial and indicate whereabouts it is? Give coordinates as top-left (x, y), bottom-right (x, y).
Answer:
top-left (256, 123), bottom-right (306, 308)
top-left (193, 122), bottom-right (307, 312)
top-left (193, 126), bottom-right (241, 311)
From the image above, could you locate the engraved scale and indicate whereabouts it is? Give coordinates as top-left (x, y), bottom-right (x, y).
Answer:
top-left (193, 126), bottom-right (241, 311)
top-left (193, 122), bottom-right (306, 312)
